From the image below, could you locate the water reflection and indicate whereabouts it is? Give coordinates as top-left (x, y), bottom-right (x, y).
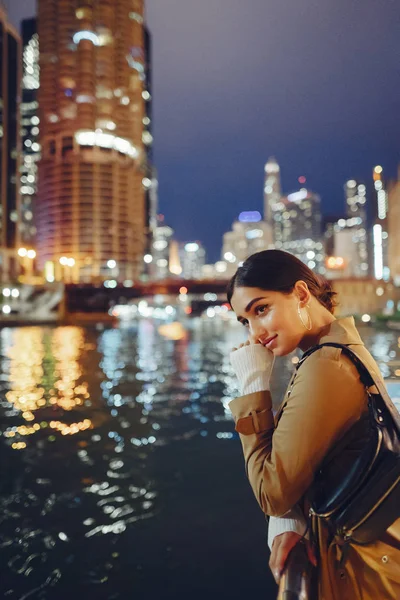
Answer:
top-left (0, 320), bottom-right (398, 597)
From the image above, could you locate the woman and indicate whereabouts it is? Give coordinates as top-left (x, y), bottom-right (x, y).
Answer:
top-left (227, 249), bottom-right (400, 599)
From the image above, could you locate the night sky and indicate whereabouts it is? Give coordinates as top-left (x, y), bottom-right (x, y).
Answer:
top-left (9, 0), bottom-right (400, 262)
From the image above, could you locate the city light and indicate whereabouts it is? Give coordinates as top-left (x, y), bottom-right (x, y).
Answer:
top-left (144, 254), bottom-right (153, 264)
top-left (238, 211), bottom-right (262, 223)
top-left (224, 252), bottom-right (236, 263)
top-left (75, 130), bottom-right (139, 159)
top-left (326, 256), bottom-right (345, 269)
top-left (27, 250), bottom-right (36, 259)
top-left (107, 260), bottom-right (117, 269)
top-left (185, 243), bottom-right (199, 252)
top-left (287, 189), bottom-right (308, 203)
top-left (373, 224), bottom-right (383, 280)
top-left (72, 30), bottom-right (100, 46)
top-left (18, 248), bottom-right (28, 257)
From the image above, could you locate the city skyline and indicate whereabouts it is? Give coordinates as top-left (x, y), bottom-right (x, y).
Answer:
top-left (7, 0), bottom-right (400, 262)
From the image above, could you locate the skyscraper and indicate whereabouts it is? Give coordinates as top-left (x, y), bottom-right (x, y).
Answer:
top-left (0, 6), bottom-right (21, 255)
top-left (275, 189), bottom-right (324, 273)
top-left (372, 165), bottom-right (389, 281)
top-left (344, 180), bottom-right (369, 277)
top-left (20, 18), bottom-right (40, 247)
top-left (37, 0), bottom-right (148, 283)
top-left (221, 211), bottom-right (273, 277)
top-left (388, 173), bottom-right (400, 286)
top-left (263, 157), bottom-right (282, 238)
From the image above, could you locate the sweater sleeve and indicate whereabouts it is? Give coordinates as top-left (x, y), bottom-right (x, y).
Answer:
top-left (267, 507), bottom-right (308, 550)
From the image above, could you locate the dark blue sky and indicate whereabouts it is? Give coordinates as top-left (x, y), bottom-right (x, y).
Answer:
top-left (10, 0), bottom-right (400, 262)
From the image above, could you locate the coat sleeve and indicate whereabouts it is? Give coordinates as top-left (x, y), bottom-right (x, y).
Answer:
top-left (229, 347), bottom-right (367, 517)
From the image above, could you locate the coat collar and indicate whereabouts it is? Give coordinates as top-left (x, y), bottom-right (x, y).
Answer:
top-left (318, 316), bottom-right (364, 346)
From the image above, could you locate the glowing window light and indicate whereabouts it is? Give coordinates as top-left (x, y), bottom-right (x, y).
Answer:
top-left (142, 177), bottom-right (152, 189)
top-left (287, 189), bottom-right (308, 203)
top-left (2, 305), bottom-right (11, 314)
top-left (76, 94), bottom-right (95, 104)
top-left (246, 229), bottom-right (263, 240)
top-left (185, 243), bottom-right (199, 252)
top-left (153, 240), bottom-right (167, 251)
top-left (127, 56), bottom-right (145, 73)
top-left (73, 31), bottom-right (100, 46)
top-left (75, 130), bottom-right (139, 159)
top-left (144, 254), bottom-right (153, 264)
top-left (373, 224), bottom-right (383, 280)
top-left (224, 252), bottom-right (236, 263)
top-left (239, 211), bottom-right (261, 223)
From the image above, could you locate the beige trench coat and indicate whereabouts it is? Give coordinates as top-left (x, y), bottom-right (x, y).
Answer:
top-left (229, 317), bottom-right (400, 599)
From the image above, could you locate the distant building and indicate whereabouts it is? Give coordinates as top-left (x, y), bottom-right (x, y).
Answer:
top-left (388, 174), bottom-right (400, 286)
top-left (372, 166), bottom-right (389, 281)
top-left (37, 0), bottom-right (148, 283)
top-left (344, 180), bottom-right (369, 276)
top-left (149, 222), bottom-right (174, 280)
top-left (180, 242), bottom-right (205, 280)
top-left (275, 189), bottom-right (324, 273)
top-left (221, 211), bottom-right (273, 277)
top-left (264, 157), bottom-right (282, 229)
top-left (0, 6), bottom-right (21, 280)
top-left (0, 6), bottom-right (21, 248)
top-left (20, 18), bottom-right (40, 248)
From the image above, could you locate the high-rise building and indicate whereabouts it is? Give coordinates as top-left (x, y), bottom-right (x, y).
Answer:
top-left (149, 222), bottom-right (174, 279)
top-left (330, 217), bottom-right (366, 278)
top-left (263, 157), bottom-right (282, 236)
top-left (180, 242), bottom-right (205, 280)
top-left (344, 180), bottom-right (369, 276)
top-left (388, 173), bottom-right (400, 286)
top-left (372, 165), bottom-right (389, 281)
top-left (275, 188), bottom-right (324, 273)
top-left (37, 0), bottom-right (148, 283)
top-left (0, 6), bottom-right (21, 256)
top-left (20, 18), bottom-right (40, 247)
top-left (221, 211), bottom-right (273, 277)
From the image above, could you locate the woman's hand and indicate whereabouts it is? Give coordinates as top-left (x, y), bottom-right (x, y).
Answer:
top-left (231, 339), bottom-right (253, 352)
top-left (269, 531), bottom-right (317, 584)
top-left (229, 340), bottom-right (274, 394)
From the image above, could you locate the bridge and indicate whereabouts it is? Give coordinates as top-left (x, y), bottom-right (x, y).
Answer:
top-left (64, 279), bottom-right (231, 315)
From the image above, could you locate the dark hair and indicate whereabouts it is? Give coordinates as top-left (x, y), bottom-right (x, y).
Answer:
top-left (227, 249), bottom-right (338, 314)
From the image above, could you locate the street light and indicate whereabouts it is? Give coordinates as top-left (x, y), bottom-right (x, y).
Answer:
top-left (18, 248), bottom-right (36, 282)
top-left (59, 257), bottom-right (76, 282)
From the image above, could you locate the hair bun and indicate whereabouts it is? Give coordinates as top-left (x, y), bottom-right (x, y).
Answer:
top-left (317, 277), bottom-right (337, 312)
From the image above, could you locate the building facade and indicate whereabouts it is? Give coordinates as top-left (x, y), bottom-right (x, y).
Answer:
top-left (344, 179), bottom-right (369, 277)
top-left (372, 165), bottom-right (389, 281)
top-left (20, 18), bottom-right (40, 248)
top-left (275, 188), bottom-right (325, 273)
top-left (388, 176), bottom-right (400, 286)
top-left (263, 156), bottom-right (282, 238)
top-left (180, 242), bottom-right (205, 280)
top-left (37, 0), bottom-right (148, 283)
top-left (221, 212), bottom-right (273, 277)
top-left (0, 6), bottom-right (21, 250)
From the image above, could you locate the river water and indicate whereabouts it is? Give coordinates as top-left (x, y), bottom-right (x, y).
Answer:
top-left (0, 319), bottom-right (398, 599)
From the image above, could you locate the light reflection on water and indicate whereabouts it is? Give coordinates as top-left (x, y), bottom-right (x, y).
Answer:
top-left (0, 320), bottom-right (398, 597)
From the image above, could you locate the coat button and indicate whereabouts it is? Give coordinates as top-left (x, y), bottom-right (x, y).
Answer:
top-left (382, 555), bottom-right (389, 563)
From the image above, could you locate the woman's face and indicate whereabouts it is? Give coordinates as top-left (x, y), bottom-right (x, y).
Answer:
top-left (230, 286), bottom-right (306, 356)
